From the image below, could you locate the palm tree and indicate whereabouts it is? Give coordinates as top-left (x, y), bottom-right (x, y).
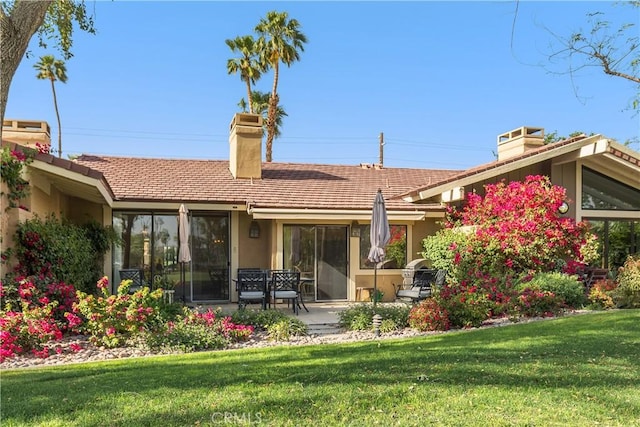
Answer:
top-left (255, 11), bottom-right (307, 162)
top-left (238, 90), bottom-right (288, 141)
top-left (34, 55), bottom-right (67, 158)
top-left (225, 35), bottom-right (263, 113)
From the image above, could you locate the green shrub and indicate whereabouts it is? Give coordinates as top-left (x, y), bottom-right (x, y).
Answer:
top-left (613, 255), bottom-right (640, 308)
top-left (378, 318), bottom-right (399, 333)
top-left (74, 277), bottom-right (165, 348)
top-left (228, 308), bottom-right (289, 330)
top-left (421, 227), bottom-right (469, 278)
top-left (14, 215), bottom-right (116, 294)
top-left (437, 288), bottom-right (492, 328)
top-left (523, 272), bottom-right (587, 308)
top-left (350, 312), bottom-right (373, 331)
top-left (408, 298), bottom-right (450, 331)
top-left (266, 318), bottom-right (308, 341)
top-left (510, 287), bottom-right (564, 318)
top-left (154, 300), bottom-right (184, 323)
top-left (80, 219), bottom-right (121, 280)
top-left (588, 279), bottom-right (617, 310)
top-left (370, 290), bottom-right (384, 303)
top-left (143, 306), bottom-right (254, 352)
top-left (143, 320), bottom-right (229, 352)
top-left (338, 303), bottom-right (410, 331)
top-left (0, 145), bottom-right (36, 210)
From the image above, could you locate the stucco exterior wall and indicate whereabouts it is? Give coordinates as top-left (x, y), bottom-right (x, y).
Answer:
top-left (237, 213), bottom-right (270, 270)
top-left (0, 170), bottom-right (108, 277)
top-left (411, 217), bottom-right (442, 265)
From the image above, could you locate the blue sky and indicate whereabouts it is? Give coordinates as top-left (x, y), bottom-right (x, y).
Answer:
top-left (6, 1), bottom-right (639, 169)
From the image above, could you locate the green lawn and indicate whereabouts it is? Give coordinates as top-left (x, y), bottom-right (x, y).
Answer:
top-left (2, 310), bottom-right (639, 427)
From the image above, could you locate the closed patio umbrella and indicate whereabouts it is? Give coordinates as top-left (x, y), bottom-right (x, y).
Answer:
top-left (368, 189), bottom-right (390, 309)
top-left (178, 204), bottom-right (191, 303)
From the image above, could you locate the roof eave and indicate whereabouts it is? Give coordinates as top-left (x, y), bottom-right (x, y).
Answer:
top-left (401, 134), bottom-right (613, 202)
top-left (247, 207), bottom-right (439, 221)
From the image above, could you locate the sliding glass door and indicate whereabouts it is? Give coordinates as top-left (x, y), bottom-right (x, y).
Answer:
top-left (112, 212), bottom-right (180, 293)
top-left (113, 210), bottom-right (230, 302)
top-left (284, 225), bottom-right (348, 301)
top-left (316, 226), bottom-right (348, 300)
top-left (190, 213), bottom-right (230, 301)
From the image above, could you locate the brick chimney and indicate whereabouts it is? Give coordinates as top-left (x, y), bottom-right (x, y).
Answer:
top-left (229, 113), bottom-right (263, 179)
top-left (497, 126), bottom-right (544, 161)
top-left (1, 119), bottom-right (51, 149)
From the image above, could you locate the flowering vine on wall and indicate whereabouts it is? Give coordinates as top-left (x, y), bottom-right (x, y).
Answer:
top-left (0, 143), bottom-right (48, 212)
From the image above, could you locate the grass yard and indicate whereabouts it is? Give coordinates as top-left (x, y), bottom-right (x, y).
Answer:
top-left (1, 310), bottom-right (639, 426)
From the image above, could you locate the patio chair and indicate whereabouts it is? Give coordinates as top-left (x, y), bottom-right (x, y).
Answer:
top-left (395, 268), bottom-right (438, 303)
top-left (434, 269), bottom-right (447, 289)
top-left (119, 268), bottom-right (144, 294)
top-left (237, 270), bottom-right (268, 310)
top-left (269, 270), bottom-right (301, 315)
top-left (583, 267), bottom-right (609, 291)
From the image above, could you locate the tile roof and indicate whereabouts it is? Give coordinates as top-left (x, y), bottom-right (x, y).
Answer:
top-left (1, 142), bottom-right (115, 199)
top-left (73, 155), bottom-right (461, 211)
top-left (396, 135), bottom-right (592, 200)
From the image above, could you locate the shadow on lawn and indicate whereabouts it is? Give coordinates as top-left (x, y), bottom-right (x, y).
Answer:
top-left (3, 310), bottom-right (639, 423)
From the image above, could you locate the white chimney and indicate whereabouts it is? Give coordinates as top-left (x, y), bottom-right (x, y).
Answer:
top-left (2, 119), bottom-right (51, 149)
top-left (497, 126), bottom-right (544, 161)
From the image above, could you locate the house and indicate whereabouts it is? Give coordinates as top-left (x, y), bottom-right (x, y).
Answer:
top-left (1, 116), bottom-right (638, 303)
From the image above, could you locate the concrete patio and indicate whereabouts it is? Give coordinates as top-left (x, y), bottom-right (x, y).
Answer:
top-left (195, 301), bottom-right (352, 326)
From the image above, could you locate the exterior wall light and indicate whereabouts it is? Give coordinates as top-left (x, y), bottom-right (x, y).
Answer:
top-left (558, 201), bottom-right (570, 214)
top-left (350, 221), bottom-right (360, 237)
top-left (249, 220), bottom-right (260, 239)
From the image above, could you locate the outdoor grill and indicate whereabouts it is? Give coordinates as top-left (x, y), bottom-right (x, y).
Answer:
top-left (401, 258), bottom-right (430, 285)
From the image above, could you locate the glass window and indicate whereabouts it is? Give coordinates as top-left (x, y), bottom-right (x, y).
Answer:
top-left (359, 225), bottom-right (407, 269)
top-left (113, 212), bottom-right (178, 290)
top-left (190, 214), bottom-right (229, 301)
top-left (284, 225), bottom-right (315, 275)
top-left (586, 219), bottom-right (638, 271)
top-left (582, 167), bottom-right (640, 210)
top-left (151, 214), bottom-right (180, 289)
top-left (113, 211), bottom-right (230, 302)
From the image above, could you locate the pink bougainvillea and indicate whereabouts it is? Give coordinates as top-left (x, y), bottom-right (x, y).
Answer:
top-left (427, 175), bottom-right (595, 323)
top-left (0, 276), bottom-right (80, 361)
top-left (448, 175), bottom-right (591, 277)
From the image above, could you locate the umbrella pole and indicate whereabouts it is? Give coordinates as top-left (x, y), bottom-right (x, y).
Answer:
top-left (181, 262), bottom-right (186, 304)
top-left (373, 264), bottom-right (377, 309)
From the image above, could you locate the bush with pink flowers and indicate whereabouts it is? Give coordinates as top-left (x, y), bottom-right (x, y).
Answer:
top-left (509, 287), bottom-right (564, 318)
top-left (437, 283), bottom-right (494, 328)
top-left (0, 277), bottom-right (79, 361)
top-left (417, 175), bottom-right (594, 327)
top-left (408, 298), bottom-right (450, 331)
top-left (141, 307), bottom-right (254, 352)
top-left (73, 277), bottom-right (165, 348)
top-left (448, 175), bottom-right (591, 280)
top-left (1, 273), bottom-right (258, 361)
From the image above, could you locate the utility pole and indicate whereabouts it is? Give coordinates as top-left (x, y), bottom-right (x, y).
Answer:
top-left (379, 132), bottom-right (384, 167)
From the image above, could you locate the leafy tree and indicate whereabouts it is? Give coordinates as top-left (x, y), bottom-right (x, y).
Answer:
top-left (543, 130), bottom-right (587, 144)
top-left (255, 11), bottom-right (307, 162)
top-left (226, 35), bottom-right (264, 114)
top-left (0, 0), bottom-right (95, 122)
top-left (34, 55), bottom-right (67, 158)
top-left (238, 90), bottom-right (288, 140)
